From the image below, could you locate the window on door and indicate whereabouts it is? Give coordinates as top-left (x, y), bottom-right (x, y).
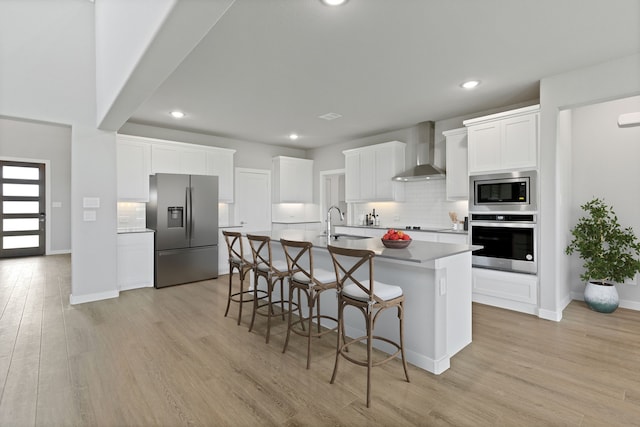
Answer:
top-left (1, 161), bottom-right (46, 257)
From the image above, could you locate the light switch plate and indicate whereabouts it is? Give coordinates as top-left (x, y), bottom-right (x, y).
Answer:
top-left (83, 210), bottom-right (97, 221)
top-left (83, 197), bottom-right (100, 208)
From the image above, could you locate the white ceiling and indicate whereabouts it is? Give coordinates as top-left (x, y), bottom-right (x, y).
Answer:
top-left (128, 0), bottom-right (640, 148)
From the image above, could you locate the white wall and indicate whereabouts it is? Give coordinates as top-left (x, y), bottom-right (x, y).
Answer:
top-left (0, 0), bottom-right (119, 304)
top-left (568, 95), bottom-right (640, 308)
top-left (539, 52), bottom-right (640, 320)
top-left (0, 117), bottom-right (71, 253)
top-left (95, 0), bottom-right (176, 125)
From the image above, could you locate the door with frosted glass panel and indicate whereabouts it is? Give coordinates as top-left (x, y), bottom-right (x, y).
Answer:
top-left (1, 161), bottom-right (45, 257)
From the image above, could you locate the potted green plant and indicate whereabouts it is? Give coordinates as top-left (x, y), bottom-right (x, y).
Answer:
top-left (565, 198), bottom-right (640, 313)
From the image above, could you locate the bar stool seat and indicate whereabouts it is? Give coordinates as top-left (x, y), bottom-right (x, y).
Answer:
top-left (281, 239), bottom-right (338, 369)
top-left (343, 280), bottom-right (403, 301)
top-left (327, 245), bottom-right (410, 408)
top-left (247, 234), bottom-right (298, 344)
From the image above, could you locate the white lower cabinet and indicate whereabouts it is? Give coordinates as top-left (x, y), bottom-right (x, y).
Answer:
top-left (438, 232), bottom-right (468, 244)
top-left (472, 268), bottom-right (538, 314)
top-left (272, 222), bottom-right (323, 232)
top-left (117, 232), bottom-right (154, 291)
top-left (218, 229), bottom-right (231, 276)
top-left (409, 231), bottom-right (439, 242)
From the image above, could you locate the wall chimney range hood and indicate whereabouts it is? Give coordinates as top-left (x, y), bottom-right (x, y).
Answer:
top-left (392, 121), bottom-right (446, 181)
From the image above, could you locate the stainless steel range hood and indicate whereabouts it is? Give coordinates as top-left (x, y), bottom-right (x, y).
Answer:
top-left (392, 121), bottom-right (445, 181)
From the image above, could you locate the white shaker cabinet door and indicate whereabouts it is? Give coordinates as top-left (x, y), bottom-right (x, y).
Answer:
top-left (117, 232), bottom-right (154, 291)
top-left (206, 149), bottom-right (235, 203)
top-left (151, 144), bottom-right (182, 174)
top-left (117, 137), bottom-right (151, 201)
top-left (443, 127), bottom-right (468, 200)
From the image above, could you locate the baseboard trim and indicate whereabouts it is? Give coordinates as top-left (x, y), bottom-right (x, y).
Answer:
top-left (70, 290), bottom-right (119, 305)
top-left (47, 249), bottom-right (71, 255)
top-left (538, 308), bottom-right (562, 322)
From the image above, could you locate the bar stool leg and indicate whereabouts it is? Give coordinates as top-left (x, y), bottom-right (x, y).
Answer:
top-left (306, 293), bottom-right (314, 369)
top-left (236, 270), bottom-right (244, 326)
top-left (366, 310), bottom-right (374, 408)
top-left (249, 272), bottom-right (259, 333)
top-left (282, 283), bottom-right (295, 353)
top-left (330, 300), bottom-right (344, 385)
top-left (399, 304), bottom-right (410, 382)
top-left (224, 265), bottom-right (234, 318)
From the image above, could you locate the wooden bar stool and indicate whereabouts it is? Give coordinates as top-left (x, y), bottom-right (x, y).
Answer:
top-left (222, 230), bottom-right (262, 325)
top-left (280, 239), bottom-right (338, 369)
top-left (247, 234), bottom-right (297, 343)
top-left (327, 245), bottom-right (410, 408)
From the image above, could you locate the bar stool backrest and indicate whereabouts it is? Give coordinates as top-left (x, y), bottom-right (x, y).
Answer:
top-left (247, 234), bottom-right (285, 274)
top-left (327, 245), bottom-right (384, 304)
top-left (280, 239), bottom-right (314, 282)
top-left (222, 230), bottom-right (250, 265)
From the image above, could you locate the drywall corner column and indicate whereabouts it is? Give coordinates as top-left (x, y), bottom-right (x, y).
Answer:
top-left (538, 53), bottom-right (640, 321)
top-left (70, 126), bottom-right (118, 304)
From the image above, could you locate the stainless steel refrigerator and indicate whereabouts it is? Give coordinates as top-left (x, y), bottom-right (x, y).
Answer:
top-left (147, 173), bottom-right (218, 288)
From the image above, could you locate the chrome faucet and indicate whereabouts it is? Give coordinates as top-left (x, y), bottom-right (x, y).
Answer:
top-left (326, 205), bottom-right (344, 237)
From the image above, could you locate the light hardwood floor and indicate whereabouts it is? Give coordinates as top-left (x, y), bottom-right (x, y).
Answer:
top-left (1, 254), bottom-right (640, 426)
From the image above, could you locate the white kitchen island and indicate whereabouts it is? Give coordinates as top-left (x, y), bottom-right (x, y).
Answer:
top-left (254, 229), bottom-right (479, 375)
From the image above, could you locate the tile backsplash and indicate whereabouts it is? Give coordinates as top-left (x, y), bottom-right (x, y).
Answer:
top-left (117, 202), bottom-right (146, 229)
top-left (117, 202), bottom-right (231, 229)
top-left (351, 180), bottom-right (468, 228)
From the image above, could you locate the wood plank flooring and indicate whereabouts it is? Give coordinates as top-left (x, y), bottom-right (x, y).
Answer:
top-left (1, 254), bottom-right (640, 426)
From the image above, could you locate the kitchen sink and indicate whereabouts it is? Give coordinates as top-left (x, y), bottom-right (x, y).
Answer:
top-left (318, 233), bottom-right (370, 240)
top-left (327, 233), bottom-right (370, 240)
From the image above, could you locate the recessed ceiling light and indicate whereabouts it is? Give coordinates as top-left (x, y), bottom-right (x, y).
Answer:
top-left (170, 110), bottom-right (185, 119)
top-left (289, 133), bottom-right (299, 141)
top-left (321, 0), bottom-right (347, 6)
top-left (461, 80), bottom-right (480, 89)
top-left (318, 112), bottom-right (342, 121)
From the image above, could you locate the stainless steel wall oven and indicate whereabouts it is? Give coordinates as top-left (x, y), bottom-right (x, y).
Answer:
top-left (470, 213), bottom-right (537, 274)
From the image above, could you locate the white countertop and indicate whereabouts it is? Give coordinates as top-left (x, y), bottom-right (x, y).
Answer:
top-left (342, 224), bottom-right (468, 235)
top-left (251, 229), bottom-right (479, 264)
top-left (117, 228), bottom-right (154, 234)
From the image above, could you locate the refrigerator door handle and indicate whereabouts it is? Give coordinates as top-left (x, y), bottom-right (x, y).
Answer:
top-left (185, 186), bottom-right (190, 241)
top-left (189, 185), bottom-right (194, 241)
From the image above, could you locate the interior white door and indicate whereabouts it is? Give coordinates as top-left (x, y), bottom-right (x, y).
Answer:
top-left (320, 169), bottom-right (346, 231)
top-left (235, 168), bottom-right (271, 232)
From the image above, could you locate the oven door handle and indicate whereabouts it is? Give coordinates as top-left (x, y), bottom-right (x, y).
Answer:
top-left (470, 221), bottom-right (536, 229)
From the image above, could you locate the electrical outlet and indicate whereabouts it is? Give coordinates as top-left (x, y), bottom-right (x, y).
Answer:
top-left (393, 215), bottom-right (400, 221)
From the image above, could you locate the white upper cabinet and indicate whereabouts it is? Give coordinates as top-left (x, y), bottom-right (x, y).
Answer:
top-left (206, 149), bottom-right (235, 203)
top-left (151, 142), bottom-right (208, 175)
top-left (116, 135), bottom-right (151, 201)
top-left (117, 135), bottom-right (236, 203)
top-left (443, 127), bottom-right (468, 200)
top-left (464, 105), bottom-right (539, 175)
top-left (343, 141), bottom-right (406, 203)
top-left (272, 156), bottom-right (313, 203)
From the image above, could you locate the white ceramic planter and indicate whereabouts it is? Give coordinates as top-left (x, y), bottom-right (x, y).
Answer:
top-left (583, 281), bottom-right (619, 313)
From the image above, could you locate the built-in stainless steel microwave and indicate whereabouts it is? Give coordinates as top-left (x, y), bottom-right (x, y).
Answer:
top-left (470, 170), bottom-right (537, 212)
